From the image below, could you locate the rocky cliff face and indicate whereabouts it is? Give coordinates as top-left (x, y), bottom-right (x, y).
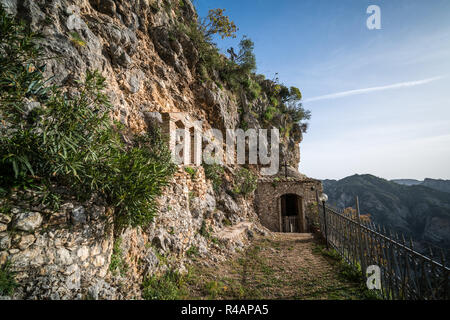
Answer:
top-left (0, 0), bottom-right (298, 299)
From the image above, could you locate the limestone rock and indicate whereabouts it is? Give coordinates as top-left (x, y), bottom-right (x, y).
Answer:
top-left (13, 212), bottom-right (43, 232)
top-left (17, 234), bottom-right (36, 250)
top-left (66, 14), bottom-right (85, 31)
top-left (0, 233), bottom-right (11, 250)
top-left (0, 0), bottom-right (17, 15)
top-left (93, 255), bottom-right (106, 267)
top-left (71, 206), bottom-right (86, 225)
top-left (218, 193), bottom-right (239, 216)
top-left (142, 248), bottom-right (159, 276)
top-left (56, 248), bottom-right (72, 266)
top-left (87, 280), bottom-right (117, 300)
top-left (0, 251), bottom-right (8, 265)
top-left (1, 0), bottom-right (266, 300)
top-left (89, 205), bottom-right (105, 220)
top-left (152, 230), bottom-right (172, 252)
top-left (109, 44), bottom-right (132, 67)
top-left (96, 0), bottom-right (117, 17)
top-left (77, 246), bottom-right (90, 261)
top-left (0, 214), bottom-right (11, 224)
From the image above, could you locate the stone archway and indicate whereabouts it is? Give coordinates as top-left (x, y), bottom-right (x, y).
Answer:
top-left (278, 193), bottom-right (305, 233)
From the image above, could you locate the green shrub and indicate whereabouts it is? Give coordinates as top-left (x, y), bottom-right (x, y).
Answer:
top-left (232, 168), bottom-right (258, 197)
top-left (109, 238), bottom-right (128, 276)
top-left (263, 106), bottom-right (278, 122)
top-left (222, 217), bottom-right (232, 226)
top-left (176, 5), bottom-right (311, 135)
top-left (199, 220), bottom-right (211, 239)
top-left (107, 130), bottom-right (176, 227)
top-left (0, 6), bottom-right (175, 227)
top-left (0, 262), bottom-right (17, 296)
top-left (142, 270), bottom-right (187, 300)
top-left (184, 166), bottom-right (197, 179)
top-left (186, 245), bottom-right (199, 257)
top-left (202, 162), bottom-right (224, 192)
top-left (205, 280), bottom-right (224, 299)
top-left (247, 78), bottom-right (261, 101)
top-left (270, 96), bottom-right (279, 107)
top-left (70, 31), bottom-right (86, 47)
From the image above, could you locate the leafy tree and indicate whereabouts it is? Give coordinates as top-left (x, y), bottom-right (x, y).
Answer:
top-left (201, 8), bottom-right (238, 40)
top-left (235, 36), bottom-right (256, 73)
top-left (275, 85), bottom-right (311, 132)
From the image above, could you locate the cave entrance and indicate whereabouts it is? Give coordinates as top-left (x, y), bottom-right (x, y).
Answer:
top-left (280, 194), bottom-right (304, 233)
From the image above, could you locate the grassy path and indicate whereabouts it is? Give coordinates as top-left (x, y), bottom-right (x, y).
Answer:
top-left (185, 233), bottom-right (375, 300)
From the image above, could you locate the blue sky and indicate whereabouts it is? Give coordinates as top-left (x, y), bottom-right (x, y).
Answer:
top-left (193, 0), bottom-right (450, 180)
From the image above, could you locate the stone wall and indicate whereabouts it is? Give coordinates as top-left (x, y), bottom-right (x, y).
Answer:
top-left (255, 178), bottom-right (321, 232)
top-left (1, 165), bottom-right (267, 300)
top-left (0, 191), bottom-right (116, 299)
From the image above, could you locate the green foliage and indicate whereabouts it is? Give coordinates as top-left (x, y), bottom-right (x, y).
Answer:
top-left (163, 0), bottom-right (172, 14)
top-left (201, 8), bottom-right (237, 40)
top-left (175, 4), bottom-right (310, 134)
top-left (199, 220), bottom-right (211, 239)
top-left (69, 31), bottom-right (86, 47)
top-left (277, 85), bottom-right (311, 125)
top-left (0, 262), bottom-right (17, 296)
top-left (232, 168), bottom-right (257, 197)
top-left (222, 217), bottom-right (232, 226)
top-left (107, 131), bottom-right (176, 227)
top-left (0, 6), bottom-right (175, 227)
top-left (184, 166), bottom-right (197, 180)
top-left (235, 37), bottom-right (256, 73)
top-left (243, 77), bottom-right (261, 101)
top-left (186, 245), bottom-right (199, 257)
top-left (205, 280), bottom-right (224, 299)
top-left (202, 162), bottom-right (224, 192)
top-left (0, 203), bottom-right (11, 215)
top-left (142, 270), bottom-right (187, 300)
top-left (263, 106), bottom-right (277, 122)
top-left (109, 238), bottom-right (128, 276)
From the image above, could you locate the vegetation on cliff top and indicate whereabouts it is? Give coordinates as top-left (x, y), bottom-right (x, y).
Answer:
top-left (0, 5), bottom-right (175, 227)
top-left (176, 6), bottom-right (311, 139)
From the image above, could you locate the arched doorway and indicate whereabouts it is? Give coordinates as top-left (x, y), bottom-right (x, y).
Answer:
top-left (279, 194), bottom-right (304, 233)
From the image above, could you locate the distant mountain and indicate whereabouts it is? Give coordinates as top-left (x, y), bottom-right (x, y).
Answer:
top-left (422, 178), bottom-right (450, 194)
top-left (323, 174), bottom-right (450, 255)
top-left (391, 178), bottom-right (450, 194)
top-left (391, 179), bottom-right (422, 186)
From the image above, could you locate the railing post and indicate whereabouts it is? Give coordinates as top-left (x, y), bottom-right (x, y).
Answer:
top-left (356, 196), bottom-right (366, 278)
top-left (322, 202), bottom-right (329, 249)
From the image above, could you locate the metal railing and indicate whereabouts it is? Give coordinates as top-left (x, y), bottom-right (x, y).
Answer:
top-left (316, 203), bottom-right (450, 300)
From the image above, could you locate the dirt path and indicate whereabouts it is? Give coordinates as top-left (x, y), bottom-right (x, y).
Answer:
top-left (186, 233), bottom-right (371, 300)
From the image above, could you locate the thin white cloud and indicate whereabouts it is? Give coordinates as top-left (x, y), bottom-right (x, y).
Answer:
top-left (304, 76), bottom-right (445, 103)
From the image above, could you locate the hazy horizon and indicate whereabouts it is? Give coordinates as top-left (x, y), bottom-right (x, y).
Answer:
top-left (314, 173), bottom-right (450, 182)
top-left (195, 0), bottom-right (450, 181)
